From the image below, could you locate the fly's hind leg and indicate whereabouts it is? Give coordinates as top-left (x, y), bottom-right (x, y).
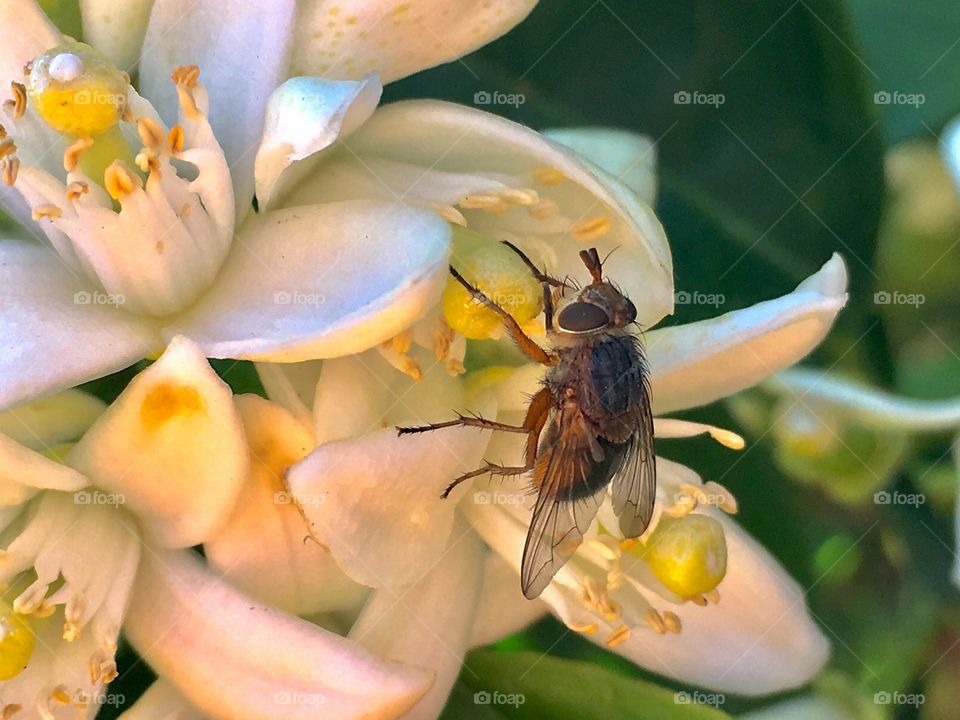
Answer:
top-left (441, 461), bottom-right (535, 499)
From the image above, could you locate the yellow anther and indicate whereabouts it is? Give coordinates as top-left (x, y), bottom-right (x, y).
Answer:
top-left (66, 180), bottom-right (89, 200)
top-left (104, 160), bottom-right (141, 200)
top-left (663, 493), bottom-right (697, 518)
top-left (390, 330), bottom-right (412, 355)
top-left (399, 355), bottom-right (422, 381)
top-left (51, 686), bottom-right (71, 705)
top-left (2, 704), bottom-right (23, 720)
top-left (533, 166), bottom-right (566, 186)
top-left (136, 116), bottom-right (165, 150)
top-left (688, 593), bottom-right (708, 607)
top-left (644, 608), bottom-right (667, 634)
top-left (0, 139), bottom-right (15, 160)
top-left (619, 538), bottom-right (638, 552)
top-left (430, 203), bottom-right (467, 226)
top-left (168, 125), bottom-right (185, 155)
top-left (605, 624), bottom-right (631, 647)
top-left (63, 136), bottom-right (94, 172)
top-left (644, 515), bottom-right (728, 599)
top-left (571, 215), bottom-right (612, 242)
top-left (0, 601), bottom-right (36, 680)
top-left (31, 204), bottom-right (62, 221)
top-left (135, 148), bottom-right (161, 175)
top-left (433, 319), bottom-right (454, 361)
top-left (443, 228), bottom-right (544, 340)
top-left (662, 611), bottom-right (682, 634)
top-left (705, 589), bottom-right (720, 605)
top-left (5, 82), bottom-right (27, 120)
top-left (1, 157), bottom-right (19, 186)
top-left (458, 193), bottom-right (503, 209)
top-left (27, 42), bottom-right (128, 136)
top-left (0, 124), bottom-right (5, 139)
top-left (482, 199), bottom-right (512, 214)
top-left (445, 358), bottom-right (466, 375)
top-left (568, 621), bottom-right (598, 635)
top-left (172, 66), bottom-right (203, 121)
top-left (175, 84), bottom-right (201, 121)
top-left (528, 197), bottom-right (560, 219)
top-left (171, 64), bottom-right (201, 88)
top-left (495, 186), bottom-right (540, 206)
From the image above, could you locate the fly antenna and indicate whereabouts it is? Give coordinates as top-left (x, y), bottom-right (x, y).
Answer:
top-left (578, 247), bottom-right (603, 284)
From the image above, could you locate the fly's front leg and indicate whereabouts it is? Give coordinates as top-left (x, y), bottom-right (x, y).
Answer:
top-left (449, 266), bottom-right (557, 366)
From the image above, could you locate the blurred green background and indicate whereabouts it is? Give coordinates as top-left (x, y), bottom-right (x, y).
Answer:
top-left (34, 0), bottom-right (960, 718)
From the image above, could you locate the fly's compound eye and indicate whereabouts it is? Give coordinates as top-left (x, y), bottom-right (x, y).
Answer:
top-left (556, 301), bottom-right (610, 333)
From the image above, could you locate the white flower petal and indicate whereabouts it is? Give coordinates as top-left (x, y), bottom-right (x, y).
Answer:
top-left (119, 680), bottom-right (206, 720)
top-left (545, 127), bottom-right (658, 205)
top-left (79, 0), bottom-right (153, 70)
top-left (603, 511), bottom-right (829, 694)
top-left (139, 0), bottom-right (296, 214)
top-left (648, 253), bottom-right (848, 414)
top-left (255, 75), bottom-right (382, 209)
top-left (0, 0), bottom-right (60, 87)
top-left (255, 360), bottom-right (323, 432)
top-left (165, 200), bottom-right (451, 362)
top-left (465, 498), bottom-right (827, 694)
top-left (67, 336), bottom-right (247, 548)
top-left (312, 348), bottom-right (466, 444)
top-left (0, 433), bottom-right (87, 506)
top-left (285, 421), bottom-right (490, 589)
top-left (341, 100), bottom-right (674, 326)
top-left (350, 520), bottom-right (485, 720)
top-left (124, 549), bottom-right (433, 720)
top-left (205, 395), bottom-right (368, 615)
top-left (470, 552), bottom-right (548, 647)
top-left (290, 0), bottom-right (537, 83)
top-left (0, 241), bottom-right (160, 411)
top-left (0, 389), bottom-right (105, 450)
top-left (284, 150), bottom-right (518, 208)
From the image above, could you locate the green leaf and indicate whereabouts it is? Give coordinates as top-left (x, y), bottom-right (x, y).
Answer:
top-left (846, 0), bottom-right (960, 142)
top-left (455, 650), bottom-right (732, 720)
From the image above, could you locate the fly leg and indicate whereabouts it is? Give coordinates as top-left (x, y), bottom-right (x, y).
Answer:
top-left (449, 266), bottom-right (557, 366)
top-left (430, 389), bottom-right (554, 500)
top-left (500, 240), bottom-right (566, 332)
top-left (397, 414), bottom-right (528, 435)
top-left (440, 461), bottom-right (534, 499)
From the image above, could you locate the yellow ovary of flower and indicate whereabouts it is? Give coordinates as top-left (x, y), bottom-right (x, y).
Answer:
top-left (443, 230), bottom-right (544, 340)
top-left (0, 601), bottom-right (36, 680)
top-left (140, 383), bottom-right (206, 429)
top-left (27, 41), bottom-right (129, 137)
top-left (642, 515), bottom-right (727, 598)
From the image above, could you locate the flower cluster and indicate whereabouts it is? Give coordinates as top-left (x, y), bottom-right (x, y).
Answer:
top-left (0, 0), bottom-right (849, 718)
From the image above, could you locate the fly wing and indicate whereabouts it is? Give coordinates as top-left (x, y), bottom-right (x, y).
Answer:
top-left (520, 404), bottom-right (608, 599)
top-left (609, 384), bottom-right (656, 539)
